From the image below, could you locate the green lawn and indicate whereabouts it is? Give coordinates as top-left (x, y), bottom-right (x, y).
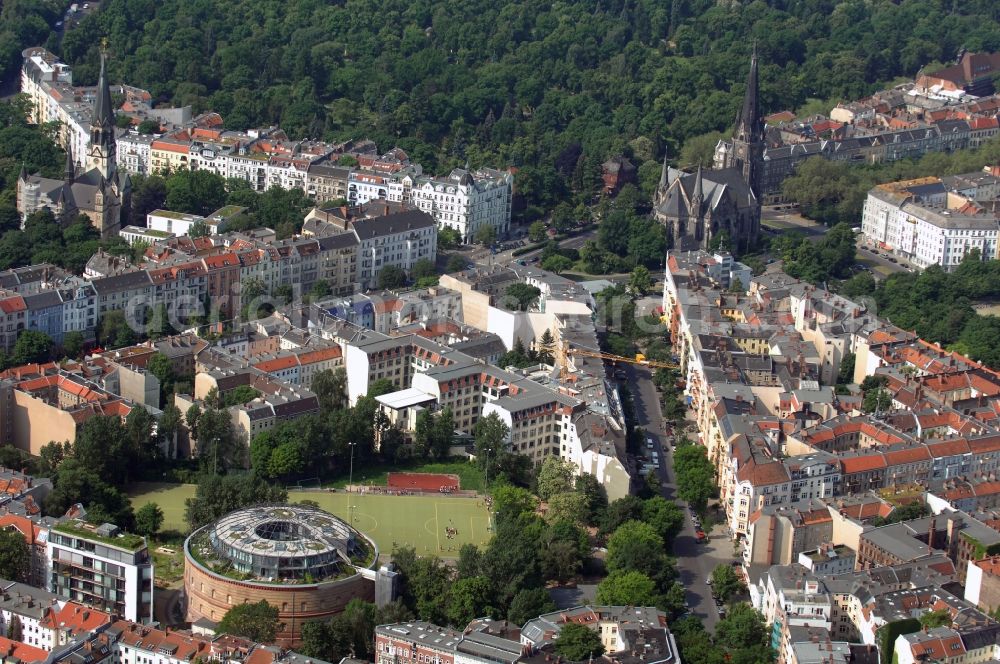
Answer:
top-left (129, 483), bottom-right (193, 535)
top-left (314, 458), bottom-right (485, 492)
top-left (128, 482), bottom-right (492, 559)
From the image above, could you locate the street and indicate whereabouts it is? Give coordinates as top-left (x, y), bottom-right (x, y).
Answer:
top-left (761, 206), bottom-right (910, 280)
top-left (467, 228), bottom-right (598, 268)
top-left (856, 245), bottom-right (912, 278)
top-left (625, 363), bottom-right (733, 632)
top-left (761, 206), bottom-right (829, 242)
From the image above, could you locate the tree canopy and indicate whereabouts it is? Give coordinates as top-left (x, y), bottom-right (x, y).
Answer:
top-left (553, 623), bottom-right (605, 662)
top-left (0, 528), bottom-right (29, 583)
top-left (184, 473), bottom-right (288, 530)
top-left (57, 0), bottom-right (1000, 222)
top-left (217, 600), bottom-right (282, 642)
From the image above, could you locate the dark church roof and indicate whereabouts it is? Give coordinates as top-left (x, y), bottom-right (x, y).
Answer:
top-left (734, 46), bottom-right (762, 144)
top-left (92, 53), bottom-right (115, 130)
top-left (655, 167), bottom-right (757, 219)
top-left (21, 51), bottom-right (121, 222)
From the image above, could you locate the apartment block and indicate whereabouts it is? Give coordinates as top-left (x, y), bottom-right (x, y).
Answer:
top-left (47, 521), bottom-right (153, 623)
top-left (862, 177), bottom-right (1000, 270)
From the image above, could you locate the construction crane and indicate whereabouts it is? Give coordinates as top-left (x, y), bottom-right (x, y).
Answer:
top-left (564, 346), bottom-right (680, 371)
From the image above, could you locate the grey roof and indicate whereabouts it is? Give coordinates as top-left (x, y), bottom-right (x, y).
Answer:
top-left (0, 579), bottom-right (60, 620)
top-left (352, 209), bottom-right (435, 240)
top-left (23, 290), bottom-right (64, 311)
top-left (899, 201), bottom-right (1000, 230)
top-left (655, 166), bottom-right (757, 218)
top-left (307, 162), bottom-right (350, 179)
top-left (316, 233), bottom-right (359, 251)
top-left (91, 270), bottom-right (153, 294)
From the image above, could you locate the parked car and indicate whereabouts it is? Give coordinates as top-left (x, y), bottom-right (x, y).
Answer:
top-left (695, 530), bottom-right (707, 542)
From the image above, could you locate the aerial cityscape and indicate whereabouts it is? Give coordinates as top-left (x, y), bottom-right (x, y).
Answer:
top-left (0, 3), bottom-right (1000, 664)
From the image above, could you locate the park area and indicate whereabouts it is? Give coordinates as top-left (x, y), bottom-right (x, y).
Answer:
top-left (128, 482), bottom-right (493, 559)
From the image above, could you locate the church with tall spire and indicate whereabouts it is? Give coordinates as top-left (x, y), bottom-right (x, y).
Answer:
top-left (653, 49), bottom-right (762, 255)
top-left (17, 50), bottom-right (129, 239)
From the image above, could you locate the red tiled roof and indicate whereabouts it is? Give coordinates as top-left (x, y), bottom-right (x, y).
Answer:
top-left (839, 500), bottom-right (893, 520)
top-left (373, 297), bottom-right (402, 314)
top-left (202, 252), bottom-right (240, 270)
top-left (909, 634), bottom-right (965, 660)
top-left (884, 447), bottom-right (931, 466)
top-left (297, 347), bottom-right (342, 364)
top-left (800, 509), bottom-right (832, 525)
top-left (0, 636), bottom-right (48, 663)
top-left (970, 117), bottom-right (999, 130)
top-left (253, 356), bottom-right (298, 373)
top-left (110, 620), bottom-right (212, 661)
top-left (0, 296), bottom-right (26, 314)
top-left (736, 459), bottom-right (789, 486)
top-left (150, 140), bottom-right (190, 154)
top-left (926, 439), bottom-right (971, 458)
top-left (0, 514), bottom-right (43, 546)
top-left (969, 434), bottom-right (1000, 453)
top-left (41, 603), bottom-right (110, 635)
top-left (840, 454), bottom-right (887, 474)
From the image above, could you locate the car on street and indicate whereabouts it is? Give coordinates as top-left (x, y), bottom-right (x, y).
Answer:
top-left (695, 530), bottom-right (707, 542)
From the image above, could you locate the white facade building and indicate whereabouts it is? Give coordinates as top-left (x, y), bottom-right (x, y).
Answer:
top-left (409, 169), bottom-right (513, 243)
top-left (116, 134), bottom-right (154, 176)
top-left (352, 210), bottom-right (437, 289)
top-left (861, 180), bottom-right (1000, 271)
top-left (348, 171), bottom-right (407, 205)
top-left (146, 209), bottom-right (211, 237)
top-left (20, 49), bottom-right (91, 170)
top-left (119, 226), bottom-right (174, 246)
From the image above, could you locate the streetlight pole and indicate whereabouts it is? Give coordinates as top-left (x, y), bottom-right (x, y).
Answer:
top-left (484, 448), bottom-right (492, 488)
top-left (484, 447), bottom-right (494, 532)
top-left (348, 442), bottom-right (356, 524)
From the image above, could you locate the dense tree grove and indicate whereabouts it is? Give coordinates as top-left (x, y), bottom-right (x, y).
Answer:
top-left (217, 600), bottom-right (282, 642)
top-left (866, 253), bottom-right (1000, 369)
top-left (769, 223), bottom-right (858, 283)
top-left (672, 605), bottom-right (774, 664)
top-left (387, 482), bottom-right (584, 627)
top-left (0, 528), bottom-right (29, 583)
top-left (0, 2), bottom-right (65, 94)
top-left (783, 137), bottom-right (1000, 225)
top-left (51, 0), bottom-right (1000, 220)
top-left (42, 408), bottom-right (169, 528)
top-left (672, 441), bottom-right (717, 511)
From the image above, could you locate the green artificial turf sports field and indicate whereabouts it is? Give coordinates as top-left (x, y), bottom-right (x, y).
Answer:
top-left (128, 482), bottom-right (492, 558)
